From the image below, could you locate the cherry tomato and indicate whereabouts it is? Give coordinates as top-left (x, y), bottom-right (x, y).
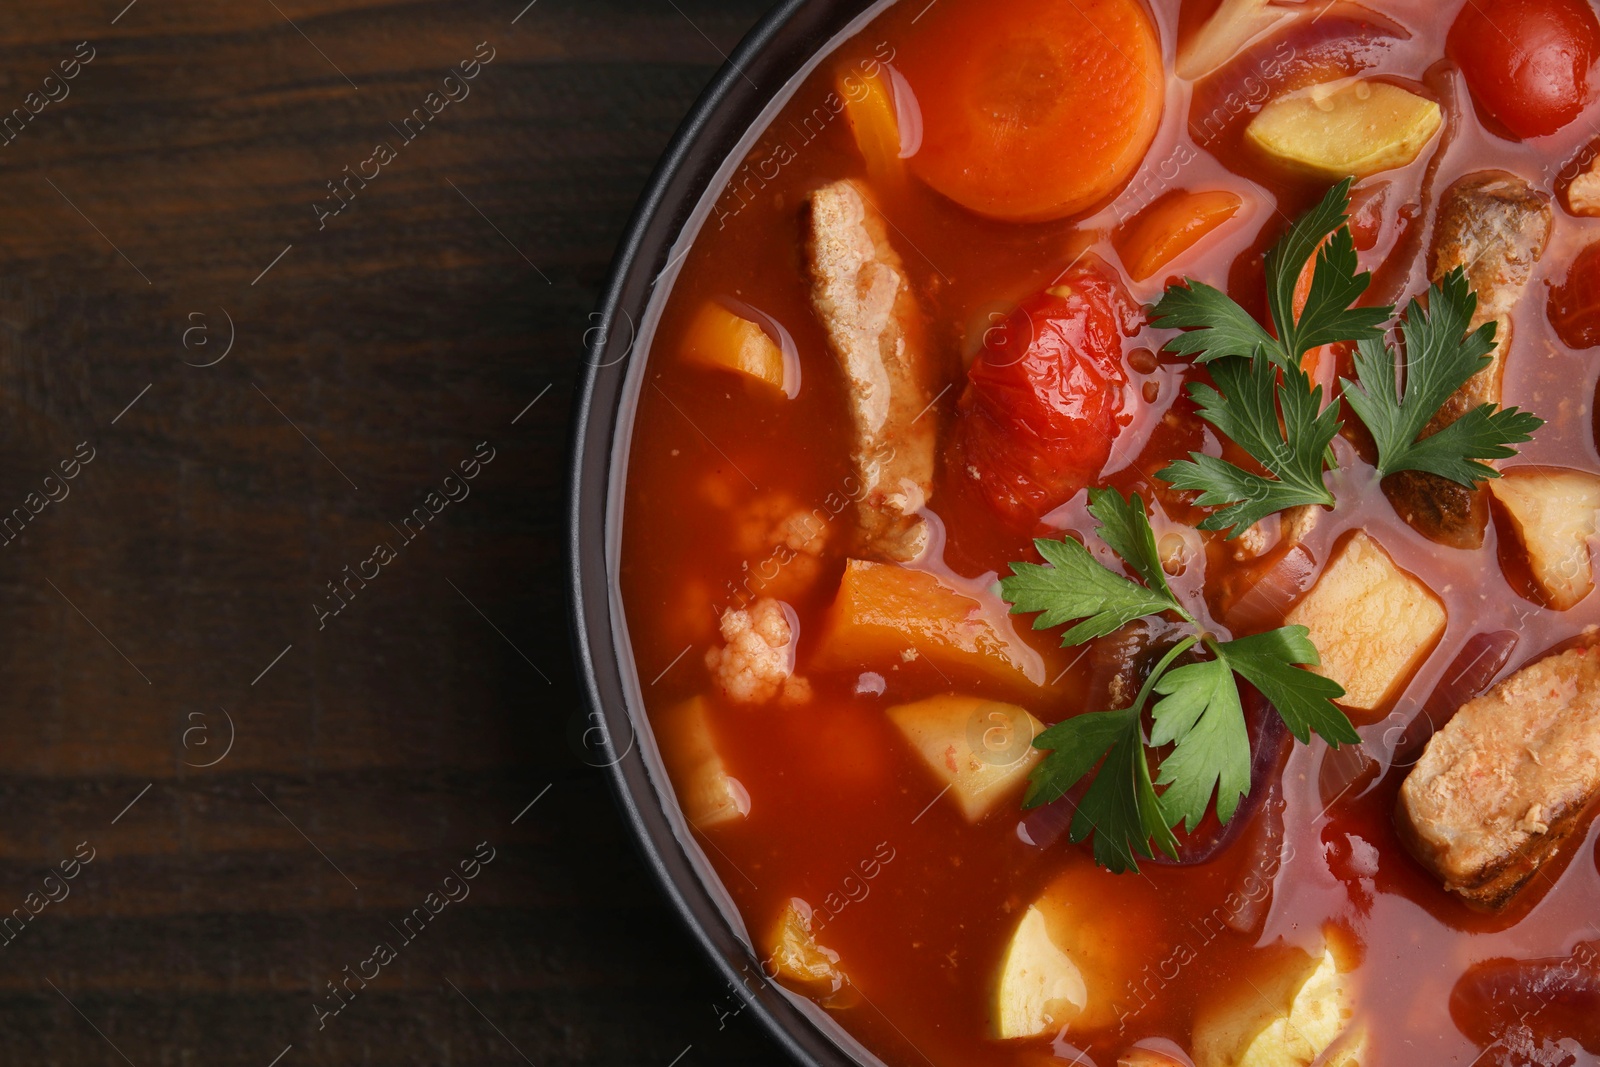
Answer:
top-left (955, 261), bottom-right (1137, 526)
top-left (1549, 239), bottom-right (1600, 347)
top-left (1448, 0), bottom-right (1600, 139)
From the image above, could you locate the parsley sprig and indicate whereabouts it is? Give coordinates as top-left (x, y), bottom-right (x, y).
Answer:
top-left (1151, 178), bottom-right (1390, 372)
top-left (1001, 180), bottom-right (1544, 873)
top-left (1342, 269), bottom-right (1543, 482)
top-left (1148, 179), bottom-right (1541, 538)
top-left (1001, 489), bottom-right (1356, 873)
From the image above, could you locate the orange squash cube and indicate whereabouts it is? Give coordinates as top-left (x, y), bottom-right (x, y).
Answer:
top-left (840, 65), bottom-right (903, 187)
top-left (681, 301), bottom-right (789, 395)
top-left (812, 559), bottom-right (1046, 691)
top-left (767, 898), bottom-right (847, 991)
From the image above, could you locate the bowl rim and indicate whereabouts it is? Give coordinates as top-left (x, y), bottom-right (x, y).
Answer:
top-left (565, 3), bottom-right (883, 1065)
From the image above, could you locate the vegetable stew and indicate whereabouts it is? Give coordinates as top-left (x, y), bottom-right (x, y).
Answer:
top-left (618, 0), bottom-right (1600, 1063)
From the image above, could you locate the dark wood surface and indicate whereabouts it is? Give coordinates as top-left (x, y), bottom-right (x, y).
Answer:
top-left (0, 1), bottom-right (779, 1063)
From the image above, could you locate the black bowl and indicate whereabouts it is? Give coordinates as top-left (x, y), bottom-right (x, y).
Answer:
top-left (567, 2), bottom-right (893, 1065)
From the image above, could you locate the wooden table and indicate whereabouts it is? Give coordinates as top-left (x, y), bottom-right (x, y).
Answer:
top-left (0, 1), bottom-right (777, 1062)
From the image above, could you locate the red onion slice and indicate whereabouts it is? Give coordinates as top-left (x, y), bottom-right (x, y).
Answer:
top-left (1451, 943), bottom-right (1600, 1057)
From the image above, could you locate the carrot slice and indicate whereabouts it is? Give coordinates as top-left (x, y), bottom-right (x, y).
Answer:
top-left (901, 0), bottom-right (1164, 222)
top-left (1114, 190), bottom-right (1243, 282)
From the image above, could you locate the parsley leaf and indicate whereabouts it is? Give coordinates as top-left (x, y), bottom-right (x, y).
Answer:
top-left (1148, 279), bottom-right (1279, 364)
top-left (1023, 705), bottom-right (1137, 810)
top-left (1084, 487), bottom-right (1178, 599)
top-left (1028, 704), bottom-right (1174, 874)
top-left (1151, 179), bottom-right (1388, 370)
top-left (1216, 628), bottom-right (1357, 746)
top-left (1342, 269), bottom-right (1544, 485)
top-left (1000, 500), bottom-right (1182, 647)
top-left (1150, 656), bottom-right (1250, 831)
top-left (1263, 179), bottom-right (1390, 368)
top-left (1026, 637), bottom-right (1194, 873)
top-left (1158, 356), bottom-right (1339, 537)
top-left (1069, 704), bottom-right (1179, 873)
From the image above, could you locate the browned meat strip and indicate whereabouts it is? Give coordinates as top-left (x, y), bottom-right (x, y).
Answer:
top-left (1397, 642), bottom-right (1600, 908)
top-left (1384, 171), bottom-right (1552, 549)
top-left (805, 180), bottom-right (940, 563)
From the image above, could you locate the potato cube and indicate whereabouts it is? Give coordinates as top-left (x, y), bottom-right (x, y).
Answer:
top-left (656, 695), bottom-right (749, 829)
top-left (1284, 532), bottom-right (1445, 711)
top-left (887, 694), bottom-right (1044, 821)
top-left (1489, 466), bottom-right (1600, 610)
top-left (1192, 939), bottom-right (1363, 1067)
top-left (1246, 80), bottom-right (1441, 181)
top-left (812, 559), bottom-right (1047, 691)
top-left (994, 864), bottom-right (1158, 1038)
top-left (768, 898), bottom-right (846, 992)
top-left (681, 300), bottom-right (792, 395)
top-left (995, 905), bottom-right (1088, 1039)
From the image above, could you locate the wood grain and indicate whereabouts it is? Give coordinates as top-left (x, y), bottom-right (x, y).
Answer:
top-left (0, 1), bottom-right (778, 1063)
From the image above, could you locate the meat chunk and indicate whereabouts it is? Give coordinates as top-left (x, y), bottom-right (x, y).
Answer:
top-left (1384, 171), bottom-right (1553, 549)
top-left (1397, 642), bottom-right (1600, 908)
top-left (704, 597), bottom-right (810, 705)
top-left (805, 180), bottom-right (941, 563)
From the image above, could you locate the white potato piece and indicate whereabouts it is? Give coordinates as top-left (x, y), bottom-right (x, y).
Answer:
top-left (1284, 532), bottom-right (1445, 711)
top-left (657, 695), bottom-right (750, 828)
top-left (768, 898), bottom-right (847, 992)
top-left (1489, 466), bottom-right (1600, 610)
top-left (1192, 939), bottom-right (1363, 1067)
top-left (1246, 80), bottom-right (1441, 181)
top-left (994, 864), bottom-right (1151, 1038)
top-left (886, 694), bottom-right (1044, 822)
top-left (996, 905), bottom-right (1088, 1039)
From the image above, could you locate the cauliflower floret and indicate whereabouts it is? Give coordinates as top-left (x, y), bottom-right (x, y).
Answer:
top-left (733, 497), bottom-right (827, 558)
top-left (702, 487), bottom-right (830, 605)
top-left (705, 598), bottom-right (809, 704)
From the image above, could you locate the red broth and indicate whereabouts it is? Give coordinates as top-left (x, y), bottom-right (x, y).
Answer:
top-left (618, 0), bottom-right (1600, 1063)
